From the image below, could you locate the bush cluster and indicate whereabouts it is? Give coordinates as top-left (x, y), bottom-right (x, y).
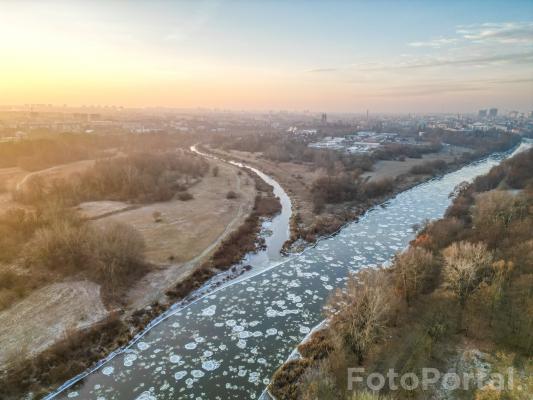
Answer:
top-left (14, 152), bottom-right (208, 206)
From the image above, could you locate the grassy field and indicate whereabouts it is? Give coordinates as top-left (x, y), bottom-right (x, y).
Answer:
top-left (0, 154), bottom-right (257, 371)
top-left (0, 280), bottom-right (108, 368)
top-left (82, 158), bottom-right (256, 308)
top-left (362, 145), bottom-right (471, 181)
top-left (0, 159), bottom-right (98, 213)
top-left (92, 159), bottom-right (256, 265)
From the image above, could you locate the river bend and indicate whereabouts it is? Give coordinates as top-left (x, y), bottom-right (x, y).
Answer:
top-left (50, 142), bottom-right (529, 400)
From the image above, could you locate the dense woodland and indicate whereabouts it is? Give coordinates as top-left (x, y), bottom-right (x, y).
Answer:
top-left (270, 148), bottom-right (533, 400)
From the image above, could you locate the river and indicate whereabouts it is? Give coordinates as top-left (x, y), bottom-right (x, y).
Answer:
top-left (49, 141), bottom-right (530, 400)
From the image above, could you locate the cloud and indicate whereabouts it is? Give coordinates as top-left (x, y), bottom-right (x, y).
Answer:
top-left (306, 67), bottom-right (339, 73)
top-left (371, 82), bottom-right (487, 97)
top-left (305, 21), bottom-right (533, 76)
top-left (408, 22), bottom-right (533, 48)
top-left (304, 51), bottom-right (533, 75)
top-left (408, 37), bottom-right (458, 48)
top-left (390, 51), bottom-right (533, 70)
top-left (457, 22), bottom-right (533, 44)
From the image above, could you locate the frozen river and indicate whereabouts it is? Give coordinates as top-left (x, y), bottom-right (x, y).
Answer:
top-left (49, 141), bottom-right (530, 400)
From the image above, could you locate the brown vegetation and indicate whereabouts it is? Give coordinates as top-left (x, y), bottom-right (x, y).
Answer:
top-left (409, 159), bottom-right (447, 175)
top-left (13, 151), bottom-right (209, 206)
top-left (0, 313), bottom-right (129, 399)
top-left (0, 200), bottom-right (149, 309)
top-left (166, 169), bottom-right (281, 300)
top-left (269, 148), bottom-right (533, 400)
top-left (226, 190), bottom-right (238, 199)
top-left (0, 134), bottom-right (116, 171)
top-left (310, 174), bottom-right (394, 212)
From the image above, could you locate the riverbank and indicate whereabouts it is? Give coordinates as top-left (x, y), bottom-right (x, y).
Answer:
top-left (201, 142), bottom-right (514, 253)
top-left (38, 141), bottom-right (528, 400)
top-left (43, 142), bottom-right (526, 400)
top-left (0, 152), bottom-right (283, 400)
top-left (267, 146), bottom-right (533, 400)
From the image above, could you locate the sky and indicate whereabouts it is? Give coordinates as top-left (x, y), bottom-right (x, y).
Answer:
top-left (1, 0), bottom-right (532, 113)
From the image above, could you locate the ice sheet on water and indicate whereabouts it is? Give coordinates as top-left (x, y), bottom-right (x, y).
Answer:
top-left (136, 392), bottom-right (157, 400)
top-left (201, 305), bottom-right (216, 317)
top-left (169, 355), bottom-right (181, 364)
top-left (202, 360), bottom-right (221, 371)
top-left (137, 342), bottom-right (150, 351)
top-left (191, 370), bottom-right (205, 378)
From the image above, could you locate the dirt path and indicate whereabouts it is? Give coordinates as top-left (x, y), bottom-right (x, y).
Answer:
top-left (125, 160), bottom-right (253, 309)
top-left (15, 159), bottom-right (96, 191)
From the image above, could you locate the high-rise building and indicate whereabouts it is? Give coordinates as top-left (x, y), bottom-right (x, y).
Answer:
top-left (478, 109), bottom-right (487, 118)
top-left (489, 108), bottom-right (498, 117)
top-left (321, 113), bottom-right (327, 124)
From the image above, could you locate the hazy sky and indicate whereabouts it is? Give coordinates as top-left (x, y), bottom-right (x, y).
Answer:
top-left (1, 0), bottom-right (532, 113)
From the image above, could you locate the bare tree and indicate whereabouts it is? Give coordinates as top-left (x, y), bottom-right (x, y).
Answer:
top-left (325, 270), bottom-right (391, 363)
top-left (393, 247), bottom-right (435, 305)
top-left (443, 241), bottom-right (493, 308)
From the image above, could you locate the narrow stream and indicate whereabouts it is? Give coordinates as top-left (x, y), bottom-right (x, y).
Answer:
top-left (190, 145), bottom-right (292, 269)
top-left (50, 141), bottom-right (529, 400)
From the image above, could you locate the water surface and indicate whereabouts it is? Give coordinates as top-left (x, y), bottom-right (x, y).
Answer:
top-left (50, 142), bottom-right (529, 400)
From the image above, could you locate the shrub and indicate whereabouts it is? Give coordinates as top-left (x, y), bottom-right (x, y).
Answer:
top-left (360, 178), bottom-right (394, 199)
top-left (152, 211), bottom-right (162, 222)
top-left (24, 221), bottom-right (93, 273)
top-left (255, 195), bottom-right (282, 216)
top-left (23, 220), bottom-right (147, 294)
top-left (14, 152), bottom-right (208, 206)
top-left (298, 330), bottom-right (334, 361)
top-left (409, 159), bottom-right (447, 175)
top-left (92, 222), bottom-right (146, 289)
top-left (226, 190), bottom-right (238, 199)
top-left (311, 174), bottom-right (357, 204)
top-left (177, 191), bottom-right (194, 201)
top-left (269, 359), bottom-right (312, 400)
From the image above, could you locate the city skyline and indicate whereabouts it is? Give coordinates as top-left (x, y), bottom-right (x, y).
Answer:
top-left (1, 0), bottom-right (532, 112)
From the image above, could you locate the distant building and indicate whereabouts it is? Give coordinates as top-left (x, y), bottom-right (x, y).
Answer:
top-left (478, 109), bottom-right (487, 118)
top-left (489, 108), bottom-right (498, 117)
top-left (471, 122), bottom-right (490, 132)
top-left (321, 113), bottom-right (327, 124)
